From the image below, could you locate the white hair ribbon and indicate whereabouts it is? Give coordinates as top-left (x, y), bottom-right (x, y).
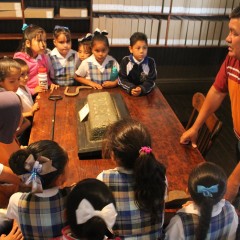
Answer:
top-left (21, 154), bottom-right (57, 193)
top-left (76, 198), bottom-right (117, 229)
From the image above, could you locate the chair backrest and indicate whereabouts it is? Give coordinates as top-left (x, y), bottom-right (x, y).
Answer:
top-left (185, 92), bottom-right (222, 156)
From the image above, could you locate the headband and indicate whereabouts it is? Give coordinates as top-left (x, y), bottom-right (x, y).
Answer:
top-left (54, 25), bottom-right (69, 31)
top-left (78, 33), bottom-right (93, 42)
top-left (93, 28), bottom-right (108, 36)
top-left (139, 146), bottom-right (152, 154)
top-left (20, 154), bottom-right (57, 193)
top-left (197, 184), bottom-right (219, 197)
top-left (76, 198), bottom-right (117, 229)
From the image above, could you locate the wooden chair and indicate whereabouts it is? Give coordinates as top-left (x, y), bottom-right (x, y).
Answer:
top-left (185, 92), bottom-right (223, 156)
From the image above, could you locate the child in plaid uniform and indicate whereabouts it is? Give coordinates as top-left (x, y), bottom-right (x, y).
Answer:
top-left (53, 178), bottom-right (118, 240)
top-left (97, 119), bottom-right (167, 239)
top-left (165, 162), bottom-right (238, 240)
top-left (77, 33), bottom-right (92, 62)
top-left (75, 29), bottom-right (119, 89)
top-left (48, 26), bottom-right (80, 86)
top-left (6, 140), bottom-right (71, 240)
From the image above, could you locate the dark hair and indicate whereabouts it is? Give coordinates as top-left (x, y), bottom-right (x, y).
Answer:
top-left (14, 58), bottom-right (28, 68)
top-left (230, 6), bottom-right (240, 18)
top-left (0, 57), bottom-right (21, 82)
top-left (78, 41), bottom-right (92, 54)
top-left (53, 25), bottom-right (71, 42)
top-left (188, 162), bottom-right (227, 240)
top-left (130, 32), bottom-right (148, 46)
top-left (17, 24), bottom-right (46, 57)
top-left (9, 140), bottom-right (68, 189)
top-left (102, 118), bottom-right (166, 220)
top-left (66, 178), bottom-right (116, 240)
top-left (91, 34), bottom-right (109, 48)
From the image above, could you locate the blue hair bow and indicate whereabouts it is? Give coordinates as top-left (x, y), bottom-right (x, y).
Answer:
top-left (197, 184), bottom-right (219, 197)
top-left (22, 23), bottom-right (29, 31)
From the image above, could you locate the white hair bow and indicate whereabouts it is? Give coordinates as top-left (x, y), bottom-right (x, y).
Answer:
top-left (76, 198), bottom-right (117, 229)
top-left (20, 154), bottom-right (57, 193)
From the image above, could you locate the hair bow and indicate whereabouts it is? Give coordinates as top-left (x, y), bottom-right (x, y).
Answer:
top-left (139, 146), bottom-right (152, 154)
top-left (22, 23), bottom-right (29, 31)
top-left (197, 184), bottom-right (219, 197)
top-left (20, 154), bottom-right (57, 193)
top-left (94, 28), bottom-right (108, 36)
top-left (54, 25), bottom-right (69, 31)
top-left (78, 33), bottom-right (93, 42)
top-left (76, 198), bottom-right (117, 229)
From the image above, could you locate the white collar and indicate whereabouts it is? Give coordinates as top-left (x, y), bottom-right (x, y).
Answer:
top-left (133, 56), bottom-right (144, 64)
top-left (178, 199), bottom-right (226, 217)
top-left (50, 48), bottom-right (75, 59)
top-left (35, 186), bottom-right (59, 197)
top-left (116, 166), bottom-right (133, 174)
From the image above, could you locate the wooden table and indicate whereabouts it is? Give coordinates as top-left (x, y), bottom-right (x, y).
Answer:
top-left (29, 86), bottom-right (204, 191)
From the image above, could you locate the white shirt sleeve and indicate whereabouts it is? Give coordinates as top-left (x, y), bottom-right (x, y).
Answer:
top-left (227, 204), bottom-right (238, 240)
top-left (96, 172), bottom-right (103, 181)
top-left (75, 60), bottom-right (88, 77)
top-left (164, 215), bottom-right (185, 240)
top-left (6, 192), bottom-right (23, 223)
top-left (0, 163), bottom-right (3, 175)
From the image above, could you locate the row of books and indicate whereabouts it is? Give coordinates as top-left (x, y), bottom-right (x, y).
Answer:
top-left (93, 15), bottom-right (229, 46)
top-left (93, 0), bottom-right (239, 15)
top-left (166, 18), bottom-right (228, 46)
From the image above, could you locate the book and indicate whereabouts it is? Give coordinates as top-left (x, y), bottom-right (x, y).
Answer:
top-left (220, 20), bottom-right (229, 46)
top-left (106, 16), bottom-right (113, 44)
top-left (163, 0), bottom-right (171, 13)
top-left (0, 10), bottom-right (22, 18)
top-left (186, 20), bottom-right (194, 46)
top-left (158, 18), bottom-right (167, 45)
top-left (213, 20), bottom-right (222, 46)
top-left (167, 18), bottom-right (175, 45)
top-left (59, 8), bottom-right (88, 18)
top-left (179, 17), bottom-right (189, 45)
top-left (150, 18), bottom-right (159, 45)
top-left (199, 19), bottom-right (209, 46)
top-left (0, 2), bottom-right (21, 10)
top-left (173, 18), bottom-right (181, 45)
top-left (218, 0), bottom-right (227, 15)
top-left (24, 7), bottom-right (54, 18)
top-left (206, 21), bottom-right (216, 46)
top-left (192, 19), bottom-right (201, 46)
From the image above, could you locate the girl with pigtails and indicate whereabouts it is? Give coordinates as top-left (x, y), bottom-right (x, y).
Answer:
top-left (165, 162), bottom-right (238, 240)
top-left (97, 118), bottom-right (167, 239)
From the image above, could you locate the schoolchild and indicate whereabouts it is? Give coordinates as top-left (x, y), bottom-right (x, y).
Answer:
top-left (77, 33), bottom-right (92, 62)
top-left (48, 25), bottom-right (80, 86)
top-left (75, 29), bottom-right (119, 89)
top-left (97, 119), bottom-right (167, 239)
top-left (15, 58), bottom-right (39, 117)
top-left (0, 57), bottom-right (21, 93)
top-left (165, 162), bottom-right (238, 240)
top-left (60, 178), bottom-right (118, 240)
top-left (14, 24), bottom-right (57, 95)
top-left (118, 32), bottom-right (157, 96)
top-left (6, 140), bottom-right (70, 239)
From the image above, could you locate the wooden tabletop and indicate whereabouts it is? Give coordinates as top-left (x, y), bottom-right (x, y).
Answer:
top-left (29, 86), bottom-right (204, 191)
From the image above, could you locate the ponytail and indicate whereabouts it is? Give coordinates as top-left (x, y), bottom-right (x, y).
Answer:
top-left (134, 152), bottom-right (166, 220)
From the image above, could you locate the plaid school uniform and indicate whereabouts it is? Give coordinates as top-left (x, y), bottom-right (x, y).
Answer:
top-left (102, 170), bottom-right (164, 240)
top-left (88, 60), bottom-right (114, 84)
top-left (177, 201), bottom-right (235, 240)
top-left (50, 52), bottom-right (76, 86)
top-left (18, 188), bottom-right (70, 240)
